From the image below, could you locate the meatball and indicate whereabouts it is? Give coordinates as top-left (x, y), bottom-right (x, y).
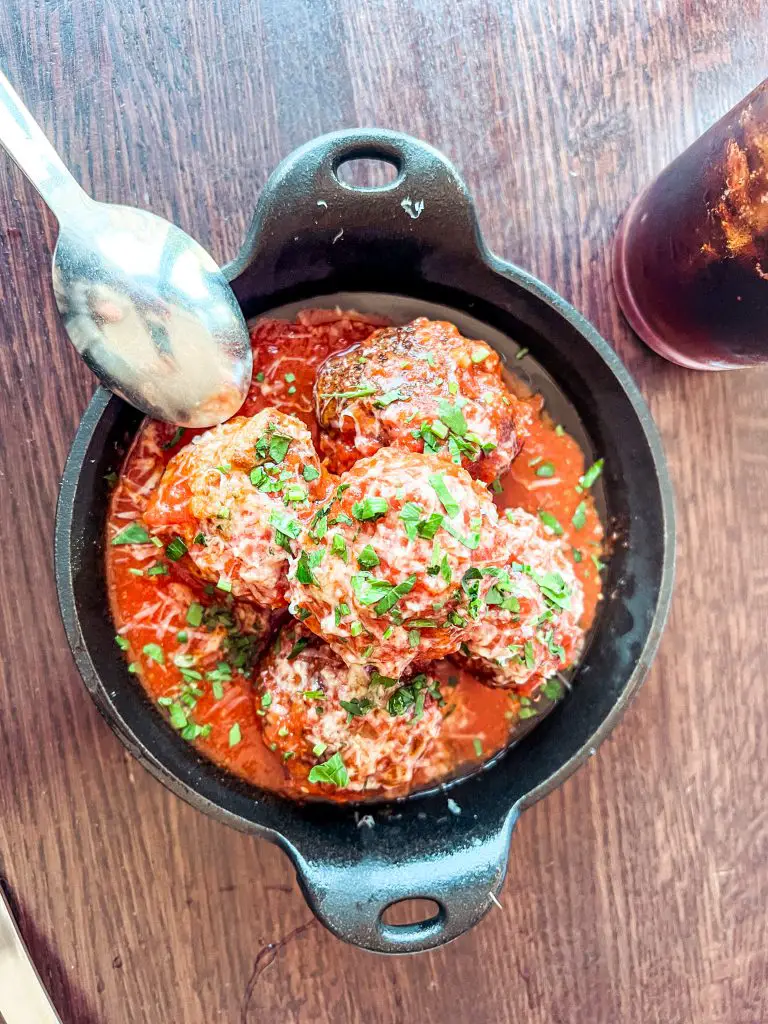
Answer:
top-left (460, 509), bottom-right (585, 689)
top-left (144, 409), bottom-right (329, 607)
top-left (259, 625), bottom-right (444, 794)
top-left (287, 446), bottom-right (511, 677)
top-left (314, 317), bottom-right (532, 482)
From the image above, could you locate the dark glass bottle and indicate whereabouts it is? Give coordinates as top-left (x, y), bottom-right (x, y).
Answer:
top-left (613, 80), bottom-right (768, 368)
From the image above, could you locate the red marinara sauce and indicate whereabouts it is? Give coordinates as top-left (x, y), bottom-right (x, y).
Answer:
top-left (105, 310), bottom-right (604, 801)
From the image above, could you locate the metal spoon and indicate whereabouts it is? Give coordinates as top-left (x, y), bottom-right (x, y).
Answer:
top-left (0, 886), bottom-right (63, 1024)
top-left (0, 70), bottom-right (252, 427)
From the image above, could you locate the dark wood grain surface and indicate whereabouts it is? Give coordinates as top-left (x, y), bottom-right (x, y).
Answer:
top-left (1, 2), bottom-right (766, 1021)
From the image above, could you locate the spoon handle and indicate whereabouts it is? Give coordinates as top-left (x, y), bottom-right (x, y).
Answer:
top-left (0, 69), bottom-right (89, 221)
top-left (0, 887), bottom-right (63, 1024)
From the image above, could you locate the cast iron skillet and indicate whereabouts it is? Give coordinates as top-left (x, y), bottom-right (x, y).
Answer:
top-left (55, 129), bottom-right (675, 954)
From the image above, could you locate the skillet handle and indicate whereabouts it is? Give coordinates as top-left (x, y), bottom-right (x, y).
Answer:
top-left (288, 804), bottom-right (519, 954)
top-left (227, 128), bottom-right (486, 306)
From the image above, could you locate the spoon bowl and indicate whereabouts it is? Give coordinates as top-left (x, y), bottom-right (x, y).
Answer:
top-left (0, 70), bottom-right (251, 426)
top-left (52, 199), bottom-right (252, 426)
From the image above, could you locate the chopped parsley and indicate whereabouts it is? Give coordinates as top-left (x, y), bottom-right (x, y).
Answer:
top-left (374, 388), bottom-right (406, 408)
top-left (323, 385), bottom-right (377, 401)
top-left (524, 641), bottom-right (535, 669)
top-left (308, 752), bottom-right (349, 786)
top-left (399, 502), bottom-right (423, 540)
top-left (334, 602), bottom-right (350, 625)
top-left (228, 723), bottom-right (242, 747)
top-left (283, 483), bottom-right (307, 503)
top-left (351, 572), bottom-right (417, 616)
top-left (264, 430), bottom-right (292, 465)
top-left (571, 501), bottom-right (587, 530)
top-left (186, 602), bottom-right (203, 627)
top-left (352, 496), bottom-right (389, 521)
top-left (331, 534), bottom-right (349, 562)
top-left (340, 697), bottom-right (374, 717)
top-left (288, 636), bottom-right (311, 660)
top-left (428, 473), bottom-right (459, 518)
top-left (524, 568), bottom-right (571, 610)
top-left (437, 399), bottom-right (468, 437)
top-left (357, 544), bottom-right (380, 569)
top-left (442, 520), bottom-right (481, 549)
top-left (416, 512), bottom-right (444, 540)
top-left (538, 510), bottom-right (564, 536)
top-left (162, 427), bottom-right (185, 449)
top-left (111, 523), bottom-right (150, 545)
top-left (302, 464), bottom-right (320, 482)
top-left (350, 573), bottom-right (397, 606)
top-left (387, 674), bottom-right (430, 716)
top-left (269, 510), bottom-right (301, 553)
top-left (579, 458), bottom-right (604, 490)
top-left (142, 643), bottom-right (164, 665)
top-left (536, 462), bottom-right (555, 478)
top-left (115, 635), bottom-right (129, 651)
top-left (295, 549), bottom-right (323, 586)
top-left (165, 536), bottom-right (188, 561)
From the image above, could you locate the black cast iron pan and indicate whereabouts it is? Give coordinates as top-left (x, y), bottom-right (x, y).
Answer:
top-left (55, 130), bottom-right (675, 954)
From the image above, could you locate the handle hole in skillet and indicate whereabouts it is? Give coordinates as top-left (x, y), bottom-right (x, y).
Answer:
top-left (380, 898), bottom-right (443, 928)
top-left (333, 155), bottom-right (401, 191)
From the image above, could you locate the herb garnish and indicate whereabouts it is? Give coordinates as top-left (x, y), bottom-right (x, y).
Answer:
top-left (437, 399), bottom-right (468, 437)
top-left (374, 388), bottom-right (406, 408)
top-left (142, 643), bottom-right (164, 665)
top-left (112, 523), bottom-right (150, 545)
top-left (357, 544), bottom-right (380, 569)
top-left (331, 534), bottom-right (349, 563)
top-left (323, 385), bottom-right (377, 401)
top-left (352, 496), bottom-right (389, 521)
top-left (308, 752), bottom-right (349, 786)
top-left (186, 602), bottom-right (203, 627)
top-left (340, 697), bottom-right (373, 717)
top-left (538, 510), bottom-right (564, 536)
top-left (428, 473), bottom-right (459, 518)
top-left (571, 501), bottom-right (587, 530)
top-left (165, 536), bottom-right (188, 561)
top-left (579, 458), bottom-right (604, 490)
top-left (162, 427), bottom-right (185, 449)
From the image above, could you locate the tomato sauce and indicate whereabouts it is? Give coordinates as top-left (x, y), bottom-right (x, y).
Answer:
top-left (105, 310), bottom-right (604, 801)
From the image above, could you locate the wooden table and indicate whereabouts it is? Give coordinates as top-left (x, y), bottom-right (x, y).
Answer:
top-left (1, 2), bottom-right (766, 1021)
